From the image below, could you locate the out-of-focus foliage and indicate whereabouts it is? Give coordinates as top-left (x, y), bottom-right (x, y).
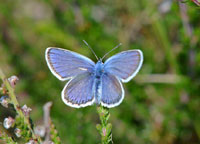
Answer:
top-left (0, 0), bottom-right (200, 143)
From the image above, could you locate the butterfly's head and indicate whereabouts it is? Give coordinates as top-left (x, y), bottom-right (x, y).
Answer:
top-left (95, 59), bottom-right (103, 69)
top-left (98, 58), bottom-right (103, 63)
top-left (96, 60), bottom-right (103, 70)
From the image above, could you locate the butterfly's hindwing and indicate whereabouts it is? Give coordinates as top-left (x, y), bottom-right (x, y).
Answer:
top-left (100, 72), bottom-right (124, 108)
top-left (62, 72), bottom-right (95, 108)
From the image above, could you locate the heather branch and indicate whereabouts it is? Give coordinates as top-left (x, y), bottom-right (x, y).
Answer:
top-left (0, 68), bottom-right (41, 143)
top-left (96, 106), bottom-right (113, 144)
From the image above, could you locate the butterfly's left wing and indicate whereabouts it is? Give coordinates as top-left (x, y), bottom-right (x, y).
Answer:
top-left (104, 50), bottom-right (143, 83)
top-left (45, 47), bottom-right (95, 81)
top-left (62, 72), bottom-right (95, 108)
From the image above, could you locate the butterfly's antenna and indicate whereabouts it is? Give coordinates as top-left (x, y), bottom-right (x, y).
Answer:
top-left (83, 40), bottom-right (99, 60)
top-left (102, 43), bottom-right (122, 60)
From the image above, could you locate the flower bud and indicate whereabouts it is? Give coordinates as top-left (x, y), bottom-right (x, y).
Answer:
top-left (21, 104), bottom-right (32, 117)
top-left (8, 75), bottom-right (19, 88)
top-left (0, 96), bottom-right (9, 108)
top-left (14, 128), bottom-right (22, 137)
top-left (34, 125), bottom-right (45, 137)
top-left (3, 116), bottom-right (15, 129)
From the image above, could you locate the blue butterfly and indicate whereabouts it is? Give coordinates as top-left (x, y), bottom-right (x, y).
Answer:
top-left (45, 43), bottom-right (143, 108)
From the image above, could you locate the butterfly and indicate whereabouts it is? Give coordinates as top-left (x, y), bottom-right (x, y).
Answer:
top-left (45, 43), bottom-right (143, 108)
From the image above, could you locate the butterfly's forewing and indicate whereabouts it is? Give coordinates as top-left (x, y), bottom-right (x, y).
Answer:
top-left (104, 50), bottom-right (143, 83)
top-left (45, 47), bottom-right (95, 81)
top-left (100, 73), bottom-right (124, 108)
top-left (62, 72), bottom-right (95, 108)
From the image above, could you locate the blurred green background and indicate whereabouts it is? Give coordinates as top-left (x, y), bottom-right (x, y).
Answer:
top-left (0, 0), bottom-right (200, 143)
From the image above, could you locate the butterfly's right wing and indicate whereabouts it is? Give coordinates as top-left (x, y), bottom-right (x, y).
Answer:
top-left (100, 50), bottom-right (143, 108)
top-left (104, 50), bottom-right (143, 83)
top-left (45, 47), bottom-right (95, 81)
top-left (100, 72), bottom-right (124, 108)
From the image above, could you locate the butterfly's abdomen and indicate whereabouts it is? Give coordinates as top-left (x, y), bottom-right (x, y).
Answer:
top-left (94, 78), bottom-right (101, 105)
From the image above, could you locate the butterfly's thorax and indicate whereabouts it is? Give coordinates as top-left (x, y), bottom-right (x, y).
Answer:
top-left (93, 60), bottom-right (104, 104)
top-left (94, 61), bottom-right (104, 78)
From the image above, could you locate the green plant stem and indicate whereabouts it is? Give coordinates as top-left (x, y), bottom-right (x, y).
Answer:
top-left (142, 0), bottom-right (179, 74)
top-left (152, 20), bottom-right (179, 73)
top-left (0, 69), bottom-right (41, 143)
top-left (0, 131), bottom-right (18, 144)
top-left (96, 106), bottom-right (113, 144)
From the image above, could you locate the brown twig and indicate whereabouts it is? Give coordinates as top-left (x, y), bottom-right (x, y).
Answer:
top-left (134, 74), bottom-right (185, 84)
top-left (43, 101), bottom-right (53, 144)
